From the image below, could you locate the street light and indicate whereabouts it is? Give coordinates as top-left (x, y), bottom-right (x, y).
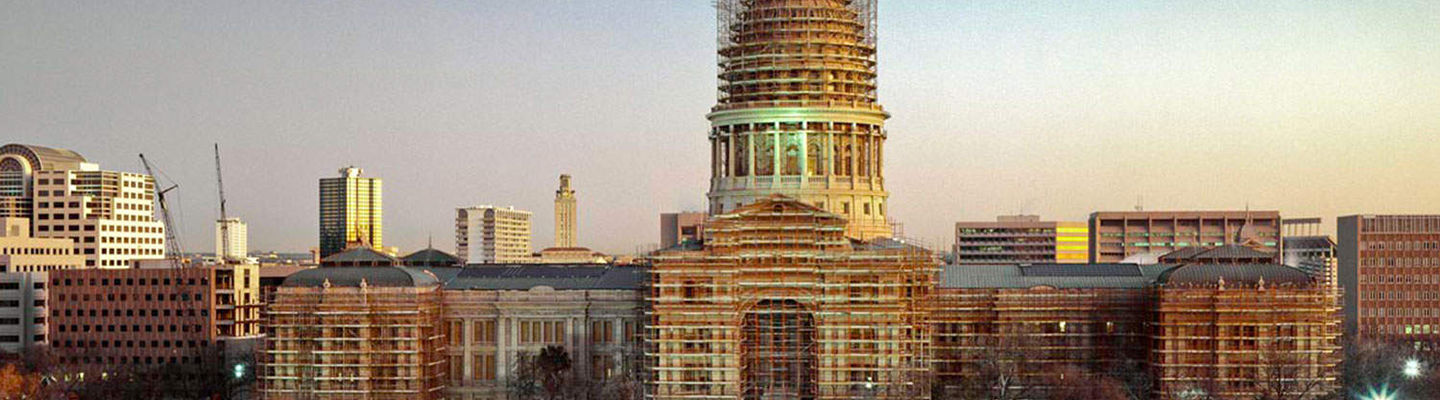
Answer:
top-left (1403, 358), bottom-right (1422, 379)
top-left (1361, 384), bottom-right (1398, 400)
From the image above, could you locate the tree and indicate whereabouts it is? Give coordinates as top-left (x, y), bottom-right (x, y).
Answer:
top-left (535, 346), bottom-right (574, 400)
top-left (1254, 339), bottom-right (1337, 400)
top-left (0, 363), bottom-right (43, 399)
top-left (1344, 338), bottom-right (1440, 400)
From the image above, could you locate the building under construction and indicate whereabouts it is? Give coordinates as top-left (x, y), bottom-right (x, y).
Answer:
top-left (648, 195), bottom-right (936, 400)
top-left (931, 262), bottom-right (1341, 399)
top-left (261, 248), bottom-right (447, 400)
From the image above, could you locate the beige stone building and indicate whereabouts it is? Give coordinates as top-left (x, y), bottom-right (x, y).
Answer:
top-left (554, 174), bottom-right (577, 248)
top-left (434, 265), bottom-right (646, 400)
top-left (0, 144), bottom-right (89, 219)
top-left (33, 166), bottom-right (167, 268)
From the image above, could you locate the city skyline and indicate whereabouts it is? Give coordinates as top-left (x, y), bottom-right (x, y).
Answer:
top-left (4, 0), bottom-right (1438, 254)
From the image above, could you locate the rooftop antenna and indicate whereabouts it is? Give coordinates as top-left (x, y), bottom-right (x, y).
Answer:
top-left (1135, 195), bottom-right (1144, 212)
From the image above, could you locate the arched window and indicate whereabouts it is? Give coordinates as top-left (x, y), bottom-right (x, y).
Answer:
top-left (735, 135), bottom-right (749, 177)
top-left (806, 136), bottom-right (822, 176)
top-left (756, 134), bottom-right (774, 176)
top-left (783, 134), bottom-right (801, 176)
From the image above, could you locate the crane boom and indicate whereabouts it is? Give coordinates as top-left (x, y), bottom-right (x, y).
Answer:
top-left (140, 153), bottom-right (185, 269)
top-left (214, 144), bottom-right (231, 264)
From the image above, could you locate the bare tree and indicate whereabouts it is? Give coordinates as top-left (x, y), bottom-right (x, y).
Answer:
top-left (1254, 339), bottom-right (1337, 400)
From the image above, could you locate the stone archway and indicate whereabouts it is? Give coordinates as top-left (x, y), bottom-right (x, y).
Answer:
top-left (742, 299), bottom-right (817, 400)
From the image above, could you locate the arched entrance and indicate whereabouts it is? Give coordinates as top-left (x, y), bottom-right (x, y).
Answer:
top-left (742, 299), bottom-right (817, 400)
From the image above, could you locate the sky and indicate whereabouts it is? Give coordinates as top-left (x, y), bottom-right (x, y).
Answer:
top-left (2, 0), bottom-right (1437, 255)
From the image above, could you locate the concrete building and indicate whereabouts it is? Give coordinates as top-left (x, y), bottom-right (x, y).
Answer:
top-left (554, 174), bottom-right (577, 248)
top-left (318, 166), bottom-right (382, 258)
top-left (659, 212), bottom-right (706, 249)
top-left (705, 0), bottom-right (894, 240)
top-left (1089, 211), bottom-right (1282, 263)
top-left (953, 215), bottom-right (1088, 264)
top-left (1285, 235), bottom-right (1337, 286)
top-left (0, 272), bottom-right (48, 352)
top-left (215, 217), bottom-right (247, 263)
top-left (0, 144), bottom-right (90, 220)
top-left (0, 218), bottom-right (85, 272)
top-left (33, 166), bottom-right (167, 268)
top-left (1338, 215), bottom-right (1440, 349)
top-left (47, 264), bottom-right (264, 371)
top-left (456, 206), bottom-right (532, 264)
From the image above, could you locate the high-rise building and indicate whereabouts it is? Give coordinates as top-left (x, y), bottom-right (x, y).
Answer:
top-left (455, 206), bottom-right (532, 264)
top-left (33, 166), bottom-right (167, 268)
top-left (0, 271), bottom-right (49, 352)
top-left (1089, 211), bottom-right (1281, 263)
top-left (659, 211), bottom-right (706, 249)
top-left (0, 144), bottom-right (90, 220)
top-left (953, 215), bottom-right (1088, 264)
top-left (554, 174), bottom-right (577, 248)
top-left (705, 0), bottom-right (893, 240)
top-left (1337, 215), bottom-right (1440, 348)
top-left (318, 166), bottom-right (382, 258)
top-left (215, 217), bottom-right (247, 263)
top-left (0, 218), bottom-right (85, 273)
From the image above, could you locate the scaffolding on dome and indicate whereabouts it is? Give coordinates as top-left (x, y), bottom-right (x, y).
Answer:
top-left (646, 196), bottom-right (936, 400)
top-left (714, 0), bottom-right (880, 108)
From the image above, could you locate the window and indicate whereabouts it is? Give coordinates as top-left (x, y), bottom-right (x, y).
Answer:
top-left (473, 320), bottom-right (495, 344)
top-left (473, 354), bottom-right (496, 381)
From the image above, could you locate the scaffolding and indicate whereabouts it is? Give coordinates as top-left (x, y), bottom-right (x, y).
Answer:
top-left (715, 0), bottom-right (880, 108)
top-left (1151, 283), bottom-right (1342, 399)
top-left (261, 283), bottom-right (447, 400)
top-left (647, 196), bottom-right (935, 400)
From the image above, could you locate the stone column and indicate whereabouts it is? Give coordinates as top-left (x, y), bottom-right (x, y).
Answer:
top-left (496, 315), bottom-right (511, 381)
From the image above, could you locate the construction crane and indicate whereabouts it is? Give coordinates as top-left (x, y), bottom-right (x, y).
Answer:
top-left (214, 144), bottom-right (232, 264)
top-left (139, 153), bottom-right (186, 269)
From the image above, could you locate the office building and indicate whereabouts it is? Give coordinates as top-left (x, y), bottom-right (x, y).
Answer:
top-left (47, 264), bottom-right (264, 371)
top-left (649, 196), bottom-right (935, 399)
top-left (0, 271), bottom-right (48, 352)
top-left (0, 218), bottom-right (85, 272)
top-left (953, 215), bottom-right (1088, 264)
top-left (554, 174), bottom-right (577, 248)
top-left (1338, 215), bottom-right (1440, 348)
top-left (456, 206), bottom-right (532, 264)
top-left (659, 212), bottom-right (706, 249)
top-left (318, 166), bottom-right (382, 258)
top-left (215, 217), bottom-right (248, 263)
top-left (0, 144), bottom-right (90, 219)
top-left (705, 0), bottom-right (894, 240)
top-left (33, 166), bottom-right (167, 268)
top-left (1089, 211), bottom-right (1281, 263)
